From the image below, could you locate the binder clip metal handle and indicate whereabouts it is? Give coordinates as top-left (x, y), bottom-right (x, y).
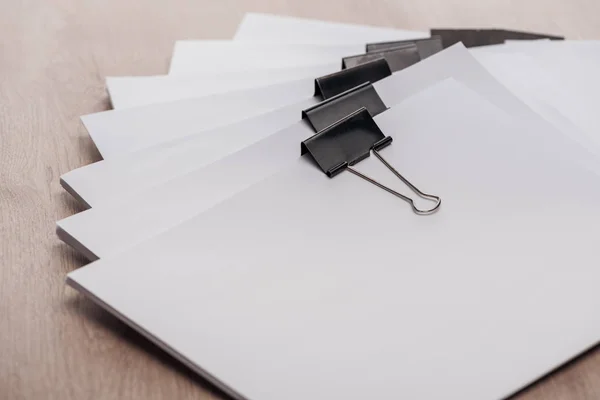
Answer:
top-left (346, 144), bottom-right (441, 216)
top-left (302, 106), bottom-right (441, 216)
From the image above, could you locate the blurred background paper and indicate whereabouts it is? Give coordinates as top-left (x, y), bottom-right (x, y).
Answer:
top-left (65, 44), bottom-right (600, 213)
top-left (167, 41), bottom-right (363, 75)
top-left (106, 14), bottom-right (430, 110)
top-left (473, 43), bottom-right (600, 148)
top-left (106, 63), bottom-right (338, 109)
top-left (233, 12), bottom-right (429, 43)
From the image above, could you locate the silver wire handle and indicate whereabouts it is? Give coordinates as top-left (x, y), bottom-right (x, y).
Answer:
top-left (346, 149), bottom-right (441, 215)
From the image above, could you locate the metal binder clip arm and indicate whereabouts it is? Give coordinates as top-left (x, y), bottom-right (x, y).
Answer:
top-left (346, 144), bottom-right (441, 216)
top-left (301, 108), bottom-right (441, 216)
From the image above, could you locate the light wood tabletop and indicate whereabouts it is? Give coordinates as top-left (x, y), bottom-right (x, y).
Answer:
top-left (1, 0), bottom-right (600, 398)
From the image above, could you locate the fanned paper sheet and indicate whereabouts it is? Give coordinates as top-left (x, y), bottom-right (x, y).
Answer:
top-left (59, 13), bottom-right (600, 400)
top-left (68, 79), bottom-right (600, 400)
top-left (59, 45), bottom-right (600, 264)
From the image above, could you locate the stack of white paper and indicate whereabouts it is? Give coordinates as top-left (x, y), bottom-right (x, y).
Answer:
top-left (59, 12), bottom-right (600, 400)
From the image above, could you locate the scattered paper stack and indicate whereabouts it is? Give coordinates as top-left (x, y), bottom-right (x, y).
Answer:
top-left (58, 13), bottom-right (600, 400)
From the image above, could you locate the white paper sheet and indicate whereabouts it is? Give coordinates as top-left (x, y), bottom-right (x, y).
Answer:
top-left (472, 43), bottom-right (600, 149)
top-left (62, 97), bottom-right (319, 208)
top-left (58, 47), bottom-right (600, 262)
top-left (472, 51), bottom-right (600, 152)
top-left (167, 41), bottom-right (362, 75)
top-left (471, 41), bottom-right (600, 72)
top-left (68, 79), bottom-right (600, 400)
top-left (233, 12), bottom-right (429, 44)
top-left (67, 44), bottom-right (600, 208)
top-left (114, 14), bottom-right (429, 108)
top-left (82, 77), bottom-right (315, 159)
top-left (107, 63), bottom-right (339, 109)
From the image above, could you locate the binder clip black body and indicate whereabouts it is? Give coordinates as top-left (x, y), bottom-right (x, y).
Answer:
top-left (316, 38), bottom-right (446, 99)
top-left (314, 58), bottom-right (392, 99)
top-left (342, 44), bottom-right (421, 72)
top-left (365, 36), bottom-right (444, 59)
top-left (301, 81), bottom-right (441, 215)
top-left (341, 37), bottom-right (444, 73)
top-left (430, 28), bottom-right (564, 48)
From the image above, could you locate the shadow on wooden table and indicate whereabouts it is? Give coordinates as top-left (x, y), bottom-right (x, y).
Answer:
top-left (508, 343), bottom-right (600, 399)
top-left (77, 93), bottom-right (110, 166)
top-left (77, 134), bottom-right (103, 166)
top-left (64, 293), bottom-right (231, 399)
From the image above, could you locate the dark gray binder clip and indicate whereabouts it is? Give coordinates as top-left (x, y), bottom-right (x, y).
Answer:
top-left (342, 44), bottom-right (421, 72)
top-left (314, 58), bottom-right (391, 99)
top-left (301, 83), bottom-right (441, 215)
top-left (341, 37), bottom-right (444, 73)
top-left (365, 36), bottom-right (444, 59)
top-left (315, 38), bottom-right (445, 100)
top-left (430, 28), bottom-right (564, 48)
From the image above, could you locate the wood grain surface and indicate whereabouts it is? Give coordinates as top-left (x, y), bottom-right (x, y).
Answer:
top-left (1, 0), bottom-right (600, 399)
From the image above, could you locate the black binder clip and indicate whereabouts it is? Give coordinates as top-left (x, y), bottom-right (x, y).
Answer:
top-left (365, 36), bottom-right (444, 59)
top-left (341, 37), bottom-right (444, 73)
top-left (314, 58), bottom-right (391, 99)
top-left (430, 28), bottom-right (564, 48)
top-left (342, 44), bottom-right (420, 72)
top-left (314, 38), bottom-right (444, 100)
top-left (301, 83), bottom-right (441, 215)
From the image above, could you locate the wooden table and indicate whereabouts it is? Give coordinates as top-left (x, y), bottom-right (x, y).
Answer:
top-left (1, 0), bottom-right (600, 398)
